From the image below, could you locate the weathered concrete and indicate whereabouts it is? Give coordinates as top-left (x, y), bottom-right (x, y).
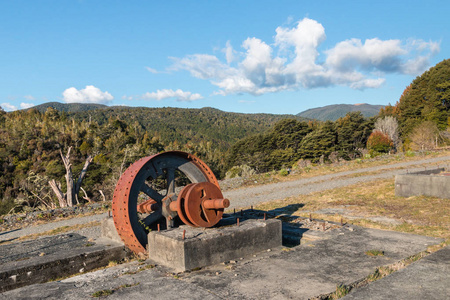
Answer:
top-left (101, 216), bottom-right (124, 244)
top-left (0, 234), bottom-right (128, 292)
top-left (148, 219), bottom-right (282, 272)
top-left (343, 245), bottom-right (450, 300)
top-left (1, 225), bottom-right (444, 300)
top-left (395, 168), bottom-right (450, 198)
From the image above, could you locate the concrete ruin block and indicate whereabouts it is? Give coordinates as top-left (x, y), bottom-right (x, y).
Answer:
top-left (395, 168), bottom-right (450, 199)
top-left (101, 217), bottom-right (124, 244)
top-left (147, 219), bottom-right (282, 272)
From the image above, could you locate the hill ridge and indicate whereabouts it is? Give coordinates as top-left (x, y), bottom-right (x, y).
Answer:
top-left (297, 103), bottom-right (383, 121)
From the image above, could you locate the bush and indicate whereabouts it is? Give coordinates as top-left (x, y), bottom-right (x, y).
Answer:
top-left (225, 165), bottom-right (256, 179)
top-left (367, 131), bottom-right (393, 153)
top-left (0, 198), bottom-right (15, 215)
top-left (279, 168), bottom-right (289, 176)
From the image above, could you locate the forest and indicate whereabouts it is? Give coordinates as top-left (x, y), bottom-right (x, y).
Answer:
top-left (0, 59), bottom-right (449, 215)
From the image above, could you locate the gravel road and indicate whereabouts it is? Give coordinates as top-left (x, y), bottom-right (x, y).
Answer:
top-left (225, 155), bottom-right (450, 209)
top-left (1, 155), bottom-right (448, 242)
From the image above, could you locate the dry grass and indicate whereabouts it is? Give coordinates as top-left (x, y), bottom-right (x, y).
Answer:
top-left (255, 177), bottom-right (450, 243)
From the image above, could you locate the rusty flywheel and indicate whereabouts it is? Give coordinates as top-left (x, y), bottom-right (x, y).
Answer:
top-left (112, 151), bottom-right (229, 253)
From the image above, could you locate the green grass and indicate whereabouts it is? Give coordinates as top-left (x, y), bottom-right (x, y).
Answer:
top-left (365, 250), bottom-right (385, 257)
top-left (92, 289), bottom-right (113, 297)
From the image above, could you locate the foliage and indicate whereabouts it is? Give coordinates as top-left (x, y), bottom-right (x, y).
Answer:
top-left (0, 108), bottom-right (165, 213)
top-left (299, 121), bottom-right (337, 162)
top-left (0, 105), bottom-right (307, 214)
top-left (279, 168), bottom-right (289, 176)
top-left (225, 165), bottom-right (256, 179)
top-left (391, 59), bottom-right (450, 138)
top-left (226, 113), bottom-right (375, 173)
top-left (409, 121), bottom-right (440, 150)
top-left (334, 112), bottom-right (375, 159)
top-left (225, 119), bottom-right (315, 173)
top-left (366, 131), bottom-right (393, 153)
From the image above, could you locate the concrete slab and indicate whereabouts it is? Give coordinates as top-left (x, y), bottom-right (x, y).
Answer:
top-left (0, 225), bottom-right (443, 299)
top-left (101, 216), bottom-right (124, 244)
top-left (395, 167), bottom-right (450, 198)
top-left (342, 245), bottom-right (450, 300)
top-left (0, 234), bottom-right (128, 292)
top-left (148, 219), bottom-right (282, 272)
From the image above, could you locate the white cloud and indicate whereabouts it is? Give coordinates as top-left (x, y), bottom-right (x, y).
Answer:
top-left (122, 95), bottom-right (133, 101)
top-left (168, 17), bottom-right (439, 95)
top-left (222, 41), bottom-right (237, 64)
top-left (1, 102), bottom-right (18, 111)
top-left (24, 95), bottom-right (35, 101)
top-left (171, 54), bottom-right (236, 80)
top-left (145, 66), bottom-right (159, 74)
top-left (62, 85), bottom-right (113, 104)
top-left (142, 89), bottom-right (203, 102)
top-left (20, 102), bottom-right (35, 109)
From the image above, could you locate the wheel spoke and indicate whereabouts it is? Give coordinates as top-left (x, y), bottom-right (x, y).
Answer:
top-left (166, 167), bottom-right (176, 194)
top-left (141, 183), bottom-right (164, 203)
top-left (142, 211), bottom-right (162, 226)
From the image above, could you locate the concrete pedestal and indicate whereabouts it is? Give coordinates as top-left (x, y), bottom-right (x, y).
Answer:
top-left (147, 219), bottom-right (282, 272)
top-left (395, 168), bottom-right (450, 198)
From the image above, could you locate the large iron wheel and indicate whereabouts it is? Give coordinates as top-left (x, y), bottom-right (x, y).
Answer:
top-left (112, 151), bottom-right (219, 253)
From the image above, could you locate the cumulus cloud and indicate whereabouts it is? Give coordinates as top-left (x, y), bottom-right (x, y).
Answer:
top-left (62, 85), bottom-right (113, 104)
top-left (169, 17), bottom-right (439, 95)
top-left (1, 102), bottom-right (18, 111)
top-left (20, 102), bottom-right (35, 109)
top-left (142, 89), bottom-right (203, 102)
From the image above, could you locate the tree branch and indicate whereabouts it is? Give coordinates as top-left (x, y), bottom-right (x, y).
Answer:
top-left (74, 155), bottom-right (93, 196)
top-left (49, 179), bottom-right (67, 207)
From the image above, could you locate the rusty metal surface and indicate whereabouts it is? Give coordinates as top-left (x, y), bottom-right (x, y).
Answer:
top-left (183, 182), bottom-right (228, 227)
top-left (112, 151), bottom-right (223, 253)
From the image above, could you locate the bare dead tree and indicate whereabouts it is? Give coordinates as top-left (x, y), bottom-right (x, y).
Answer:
top-left (99, 190), bottom-right (106, 202)
top-left (48, 147), bottom-right (93, 207)
top-left (374, 116), bottom-right (400, 150)
top-left (49, 179), bottom-right (67, 208)
top-left (80, 187), bottom-right (92, 203)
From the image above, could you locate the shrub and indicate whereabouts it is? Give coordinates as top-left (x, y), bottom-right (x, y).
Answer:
top-left (367, 130), bottom-right (393, 153)
top-left (279, 168), bottom-right (289, 176)
top-left (225, 165), bottom-right (256, 179)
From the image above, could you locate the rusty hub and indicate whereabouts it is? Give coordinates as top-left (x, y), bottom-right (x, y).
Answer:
top-left (112, 151), bottom-right (226, 253)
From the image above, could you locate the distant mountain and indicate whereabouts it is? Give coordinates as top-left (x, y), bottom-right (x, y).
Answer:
top-left (31, 102), bottom-right (108, 113)
top-left (297, 103), bottom-right (384, 121)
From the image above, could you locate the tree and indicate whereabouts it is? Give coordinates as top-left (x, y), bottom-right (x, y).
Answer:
top-left (437, 81), bottom-right (450, 110)
top-left (374, 116), bottom-right (400, 150)
top-left (49, 147), bottom-right (93, 207)
top-left (409, 121), bottom-right (440, 151)
top-left (395, 59), bottom-right (450, 137)
top-left (299, 121), bottom-right (337, 162)
top-left (335, 112), bottom-right (373, 159)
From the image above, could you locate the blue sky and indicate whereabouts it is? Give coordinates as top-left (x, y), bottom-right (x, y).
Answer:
top-left (0, 0), bottom-right (448, 114)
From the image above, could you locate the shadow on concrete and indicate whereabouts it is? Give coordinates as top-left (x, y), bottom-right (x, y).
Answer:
top-left (219, 203), bottom-right (310, 247)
